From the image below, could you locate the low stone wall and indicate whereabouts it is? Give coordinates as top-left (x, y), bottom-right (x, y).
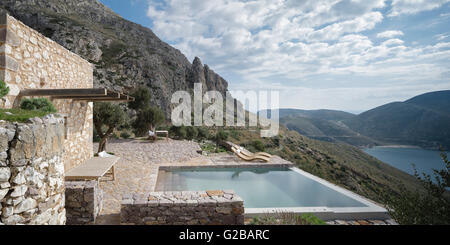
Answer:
top-left (65, 180), bottom-right (103, 225)
top-left (120, 190), bottom-right (244, 225)
top-left (0, 115), bottom-right (66, 225)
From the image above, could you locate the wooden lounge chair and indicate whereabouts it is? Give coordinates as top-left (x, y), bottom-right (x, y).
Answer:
top-left (231, 146), bottom-right (270, 162)
top-left (65, 156), bottom-right (120, 181)
top-left (235, 146), bottom-right (272, 158)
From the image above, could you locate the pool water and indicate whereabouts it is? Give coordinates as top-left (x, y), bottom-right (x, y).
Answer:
top-left (155, 167), bottom-right (367, 208)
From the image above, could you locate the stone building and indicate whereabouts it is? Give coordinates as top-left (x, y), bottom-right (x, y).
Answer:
top-left (0, 11), bottom-right (94, 171)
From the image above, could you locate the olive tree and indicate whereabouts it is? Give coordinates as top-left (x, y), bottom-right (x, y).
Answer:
top-left (132, 106), bottom-right (165, 137)
top-left (93, 102), bottom-right (128, 153)
top-left (128, 86), bottom-right (151, 110)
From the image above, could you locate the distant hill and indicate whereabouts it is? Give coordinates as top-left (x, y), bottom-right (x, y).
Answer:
top-left (271, 91), bottom-right (450, 150)
top-left (343, 90), bottom-right (450, 150)
top-left (263, 109), bottom-right (379, 147)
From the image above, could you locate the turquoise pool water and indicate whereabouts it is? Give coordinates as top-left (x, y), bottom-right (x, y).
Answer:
top-left (156, 167), bottom-right (367, 208)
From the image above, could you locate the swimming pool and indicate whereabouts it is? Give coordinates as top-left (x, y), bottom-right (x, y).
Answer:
top-left (155, 166), bottom-right (388, 220)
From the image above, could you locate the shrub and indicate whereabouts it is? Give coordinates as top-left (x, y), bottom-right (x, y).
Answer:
top-left (185, 126), bottom-right (198, 140)
top-left (252, 140), bottom-right (265, 151)
top-left (0, 80), bottom-right (9, 99)
top-left (383, 151), bottom-right (450, 224)
top-left (214, 130), bottom-right (228, 152)
top-left (169, 125), bottom-right (187, 139)
top-left (230, 129), bottom-right (240, 140)
top-left (197, 127), bottom-right (210, 140)
top-left (249, 213), bottom-right (326, 225)
top-left (120, 132), bottom-right (131, 139)
top-left (20, 98), bottom-right (56, 113)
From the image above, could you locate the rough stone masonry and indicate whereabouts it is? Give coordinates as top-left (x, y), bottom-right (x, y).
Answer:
top-left (120, 190), bottom-right (245, 225)
top-left (65, 180), bottom-right (103, 225)
top-left (0, 114), bottom-right (66, 225)
top-left (0, 11), bottom-right (94, 172)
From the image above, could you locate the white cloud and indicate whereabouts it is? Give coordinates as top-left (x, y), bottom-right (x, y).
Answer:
top-left (146, 0), bottom-right (450, 111)
top-left (389, 0), bottom-right (450, 16)
top-left (377, 30), bottom-right (404, 38)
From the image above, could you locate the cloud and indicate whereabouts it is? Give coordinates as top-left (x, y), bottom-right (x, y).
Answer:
top-left (377, 30), bottom-right (404, 38)
top-left (146, 0), bottom-right (450, 111)
top-left (389, 0), bottom-right (450, 17)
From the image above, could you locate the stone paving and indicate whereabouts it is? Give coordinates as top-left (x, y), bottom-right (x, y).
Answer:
top-left (92, 139), bottom-right (396, 225)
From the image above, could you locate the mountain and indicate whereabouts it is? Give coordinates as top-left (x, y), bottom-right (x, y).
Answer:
top-left (271, 91), bottom-right (450, 150)
top-left (0, 0), bottom-right (229, 117)
top-left (275, 108), bottom-right (355, 121)
top-left (344, 90), bottom-right (450, 150)
top-left (263, 109), bottom-right (379, 147)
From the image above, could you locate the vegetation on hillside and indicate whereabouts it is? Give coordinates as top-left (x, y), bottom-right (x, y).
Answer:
top-left (249, 213), bottom-right (326, 225)
top-left (383, 151), bottom-right (450, 224)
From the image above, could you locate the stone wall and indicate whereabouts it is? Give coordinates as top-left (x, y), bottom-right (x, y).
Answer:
top-left (65, 180), bottom-right (103, 225)
top-left (120, 190), bottom-right (244, 225)
top-left (0, 12), bottom-right (93, 171)
top-left (0, 115), bottom-right (66, 225)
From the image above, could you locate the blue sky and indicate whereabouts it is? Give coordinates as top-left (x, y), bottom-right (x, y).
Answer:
top-left (100, 0), bottom-right (450, 113)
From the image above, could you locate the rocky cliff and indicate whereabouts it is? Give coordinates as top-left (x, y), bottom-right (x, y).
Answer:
top-left (0, 0), bottom-right (229, 117)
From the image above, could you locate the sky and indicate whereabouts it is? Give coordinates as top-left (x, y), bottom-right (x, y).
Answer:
top-left (99, 0), bottom-right (450, 114)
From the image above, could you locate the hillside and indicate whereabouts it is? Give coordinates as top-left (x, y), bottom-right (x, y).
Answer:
top-left (264, 109), bottom-right (378, 147)
top-left (0, 0), bottom-right (229, 117)
top-left (343, 90), bottom-right (450, 150)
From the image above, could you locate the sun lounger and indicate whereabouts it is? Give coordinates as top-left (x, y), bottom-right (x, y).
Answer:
top-left (231, 146), bottom-right (270, 162)
top-left (236, 146), bottom-right (272, 158)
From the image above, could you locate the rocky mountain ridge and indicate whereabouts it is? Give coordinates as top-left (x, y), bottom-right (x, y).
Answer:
top-left (0, 0), bottom-right (229, 117)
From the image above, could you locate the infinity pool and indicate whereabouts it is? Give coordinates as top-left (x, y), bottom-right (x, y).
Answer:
top-left (155, 167), bottom-right (368, 208)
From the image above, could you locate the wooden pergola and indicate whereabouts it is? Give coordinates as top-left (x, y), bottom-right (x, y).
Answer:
top-left (19, 88), bottom-right (135, 102)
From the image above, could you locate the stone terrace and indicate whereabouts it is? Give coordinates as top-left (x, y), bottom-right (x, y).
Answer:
top-left (93, 139), bottom-right (395, 225)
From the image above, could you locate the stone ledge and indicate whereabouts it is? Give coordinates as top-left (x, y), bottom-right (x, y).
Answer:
top-left (0, 54), bottom-right (18, 71)
top-left (0, 27), bottom-right (20, 47)
top-left (120, 190), bottom-right (244, 225)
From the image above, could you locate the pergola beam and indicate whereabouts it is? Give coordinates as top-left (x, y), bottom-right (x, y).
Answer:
top-left (20, 88), bottom-right (107, 97)
top-left (19, 88), bottom-right (134, 102)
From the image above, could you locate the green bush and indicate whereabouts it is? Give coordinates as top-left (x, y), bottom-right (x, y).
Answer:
top-left (0, 80), bottom-right (9, 99)
top-left (20, 98), bottom-right (57, 113)
top-left (197, 127), bottom-right (210, 140)
top-left (185, 126), bottom-right (198, 140)
top-left (120, 132), bottom-right (131, 139)
top-left (169, 126), bottom-right (187, 139)
top-left (383, 151), bottom-right (450, 224)
top-left (249, 213), bottom-right (326, 225)
top-left (252, 140), bottom-right (265, 151)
